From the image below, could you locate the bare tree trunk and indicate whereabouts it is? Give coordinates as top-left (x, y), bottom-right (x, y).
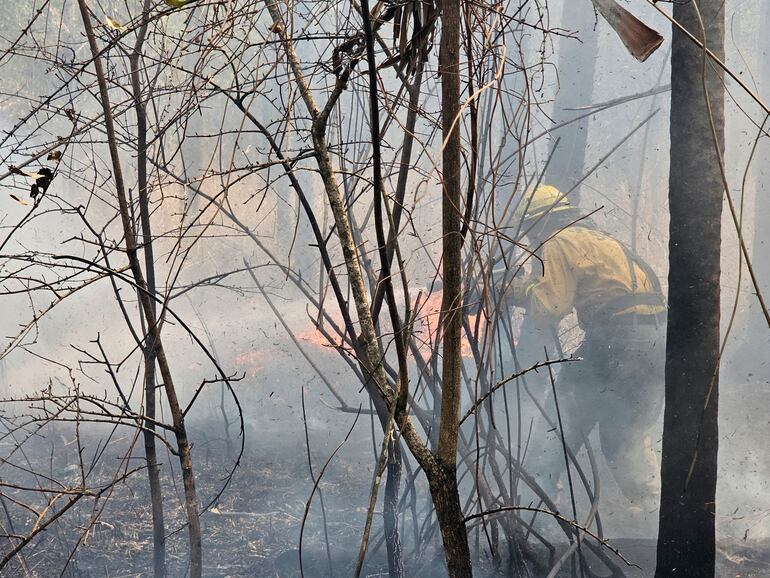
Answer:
top-left (428, 463), bottom-right (473, 578)
top-left (545, 0), bottom-right (598, 202)
top-left (76, 3), bottom-right (202, 576)
top-left (356, 2), bottom-right (407, 572)
top-left (129, 2), bottom-right (165, 576)
top-left (261, 1), bottom-right (472, 573)
top-left (384, 437), bottom-right (404, 577)
top-left (656, 1), bottom-right (724, 576)
top-left (436, 0), bottom-right (473, 576)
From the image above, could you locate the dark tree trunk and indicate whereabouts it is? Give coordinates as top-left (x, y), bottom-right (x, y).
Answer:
top-left (428, 463), bottom-right (473, 578)
top-left (545, 0), bottom-right (598, 202)
top-left (130, 3), bottom-right (165, 575)
top-left (77, 3), bottom-right (203, 574)
top-left (655, 1), bottom-right (724, 576)
top-left (436, 0), bottom-right (472, 575)
top-left (384, 437), bottom-right (404, 578)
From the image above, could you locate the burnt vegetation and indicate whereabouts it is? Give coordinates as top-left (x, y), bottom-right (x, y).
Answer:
top-left (0, 1), bottom-right (769, 577)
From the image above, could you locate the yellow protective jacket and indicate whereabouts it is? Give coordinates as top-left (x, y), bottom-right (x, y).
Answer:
top-left (520, 226), bottom-right (665, 327)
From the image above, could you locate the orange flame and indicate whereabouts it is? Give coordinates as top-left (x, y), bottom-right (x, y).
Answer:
top-left (299, 291), bottom-right (485, 362)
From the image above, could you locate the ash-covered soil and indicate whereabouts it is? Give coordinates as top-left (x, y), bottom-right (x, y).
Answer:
top-left (2, 407), bottom-right (770, 578)
top-left (5, 442), bottom-right (770, 578)
top-left (0, 426), bottom-right (386, 577)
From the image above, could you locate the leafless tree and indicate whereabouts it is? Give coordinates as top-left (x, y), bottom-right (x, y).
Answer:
top-left (2, 1), bottom-right (768, 577)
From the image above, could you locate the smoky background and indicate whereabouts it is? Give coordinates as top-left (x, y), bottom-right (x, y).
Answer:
top-left (0, 0), bottom-right (767, 576)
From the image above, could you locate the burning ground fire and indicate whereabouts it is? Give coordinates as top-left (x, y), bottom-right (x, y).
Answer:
top-left (294, 290), bottom-right (484, 362)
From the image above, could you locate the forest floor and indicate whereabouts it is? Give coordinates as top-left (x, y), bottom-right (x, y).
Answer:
top-left (2, 417), bottom-right (770, 577)
top-left (0, 428), bottom-right (381, 577)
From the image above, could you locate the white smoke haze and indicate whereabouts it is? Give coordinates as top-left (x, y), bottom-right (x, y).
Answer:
top-left (0, 0), bottom-right (768, 576)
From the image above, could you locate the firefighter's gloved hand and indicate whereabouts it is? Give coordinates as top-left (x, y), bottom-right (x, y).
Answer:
top-left (508, 275), bottom-right (533, 308)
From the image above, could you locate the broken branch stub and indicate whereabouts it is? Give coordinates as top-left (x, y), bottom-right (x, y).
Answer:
top-left (591, 0), bottom-right (664, 62)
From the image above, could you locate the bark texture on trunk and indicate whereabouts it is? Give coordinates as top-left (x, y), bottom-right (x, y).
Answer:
top-left (437, 0), bottom-right (464, 468)
top-left (656, 1), bottom-right (724, 576)
top-left (436, 0), bottom-right (473, 575)
top-left (384, 438), bottom-right (404, 578)
top-left (428, 463), bottom-right (473, 578)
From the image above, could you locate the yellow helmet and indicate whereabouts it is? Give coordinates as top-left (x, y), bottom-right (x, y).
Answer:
top-left (513, 184), bottom-right (572, 226)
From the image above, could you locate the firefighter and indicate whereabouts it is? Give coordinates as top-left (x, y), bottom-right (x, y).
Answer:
top-left (509, 184), bottom-right (666, 506)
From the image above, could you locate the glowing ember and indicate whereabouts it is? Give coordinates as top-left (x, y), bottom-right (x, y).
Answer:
top-left (296, 324), bottom-right (343, 351)
top-left (234, 350), bottom-right (266, 376)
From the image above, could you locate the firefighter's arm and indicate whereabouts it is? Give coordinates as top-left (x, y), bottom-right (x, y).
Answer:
top-left (512, 238), bottom-right (577, 322)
